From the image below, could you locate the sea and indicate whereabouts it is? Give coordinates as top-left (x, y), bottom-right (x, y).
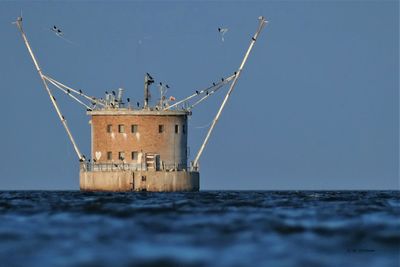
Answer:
top-left (0, 191), bottom-right (398, 267)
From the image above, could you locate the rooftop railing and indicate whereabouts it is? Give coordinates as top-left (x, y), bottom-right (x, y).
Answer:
top-left (80, 162), bottom-right (188, 172)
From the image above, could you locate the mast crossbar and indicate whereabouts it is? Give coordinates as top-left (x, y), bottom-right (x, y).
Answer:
top-left (44, 76), bottom-right (105, 107)
top-left (164, 74), bottom-right (235, 111)
top-left (44, 76), bottom-right (93, 110)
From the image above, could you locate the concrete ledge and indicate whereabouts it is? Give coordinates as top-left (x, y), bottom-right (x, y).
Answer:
top-left (80, 170), bottom-right (199, 192)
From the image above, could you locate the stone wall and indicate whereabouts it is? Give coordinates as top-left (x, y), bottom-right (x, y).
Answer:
top-left (89, 110), bottom-right (188, 168)
top-left (80, 170), bottom-right (199, 192)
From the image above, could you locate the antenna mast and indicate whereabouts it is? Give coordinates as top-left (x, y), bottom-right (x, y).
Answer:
top-left (14, 16), bottom-right (85, 161)
top-left (144, 73), bottom-right (154, 108)
top-left (192, 16), bottom-right (268, 170)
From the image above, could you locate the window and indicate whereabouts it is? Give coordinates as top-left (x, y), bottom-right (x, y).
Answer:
top-left (159, 124), bottom-right (164, 133)
top-left (175, 124), bottom-right (179, 134)
top-left (183, 124), bottom-right (186, 134)
top-left (131, 124), bottom-right (138, 133)
top-left (141, 176), bottom-right (146, 182)
top-left (118, 124), bottom-right (125, 133)
top-left (118, 152), bottom-right (125, 160)
top-left (107, 151), bottom-right (112, 160)
top-left (131, 151), bottom-right (138, 160)
top-left (107, 124), bottom-right (112, 133)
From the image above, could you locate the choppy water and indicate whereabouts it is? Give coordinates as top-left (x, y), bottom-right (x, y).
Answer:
top-left (0, 191), bottom-right (398, 267)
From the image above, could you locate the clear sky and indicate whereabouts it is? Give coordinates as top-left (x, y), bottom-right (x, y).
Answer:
top-left (0, 1), bottom-right (398, 190)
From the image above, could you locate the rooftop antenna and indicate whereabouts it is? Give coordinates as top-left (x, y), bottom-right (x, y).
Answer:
top-left (192, 16), bottom-right (268, 170)
top-left (158, 82), bottom-right (169, 108)
top-left (144, 73), bottom-right (154, 108)
top-left (116, 88), bottom-right (124, 107)
top-left (14, 15), bottom-right (85, 162)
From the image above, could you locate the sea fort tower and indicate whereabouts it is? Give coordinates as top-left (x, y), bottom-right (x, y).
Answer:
top-left (82, 91), bottom-right (197, 191)
top-left (14, 15), bottom-right (267, 192)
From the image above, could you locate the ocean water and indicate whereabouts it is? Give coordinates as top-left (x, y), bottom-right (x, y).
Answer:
top-left (0, 191), bottom-right (398, 267)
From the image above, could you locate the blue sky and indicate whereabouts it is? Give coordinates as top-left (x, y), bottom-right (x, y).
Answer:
top-left (0, 1), bottom-right (398, 190)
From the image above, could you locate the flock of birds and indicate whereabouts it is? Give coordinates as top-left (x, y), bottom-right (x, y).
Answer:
top-left (50, 24), bottom-right (229, 44)
top-left (50, 25), bottom-right (75, 44)
top-left (51, 25), bottom-right (63, 36)
top-left (45, 22), bottom-right (232, 110)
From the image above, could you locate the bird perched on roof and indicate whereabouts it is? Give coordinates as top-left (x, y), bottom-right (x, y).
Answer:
top-left (218, 27), bottom-right (228, 42)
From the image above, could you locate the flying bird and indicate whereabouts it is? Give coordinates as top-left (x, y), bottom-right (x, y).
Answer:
top-left (51, 25), bottom-right (63, 36)
top-left (49, 25), bottom-right (76, 45)
top-left (218, 27), bottom-right (228, 42)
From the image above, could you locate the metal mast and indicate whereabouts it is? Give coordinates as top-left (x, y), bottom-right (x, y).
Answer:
top-left (192, 16), bottom-right (268, 170)
top-left (14, 16), bottom-right (85, 161)
top-left (144, 73), bottom-right (154, 108)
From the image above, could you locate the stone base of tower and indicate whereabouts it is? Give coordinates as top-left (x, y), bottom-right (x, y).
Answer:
top-left (80, 170), bottom-right (199, 192)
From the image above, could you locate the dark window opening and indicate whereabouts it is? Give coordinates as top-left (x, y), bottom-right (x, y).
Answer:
top-left (175, 124), bottom-right (179, 134)
top-left (131, 124), bottom-right (138, 133)
top-left (118, 152), bottom-right (125, 160)
top-left (131, 151), bottom-right (138, 160)
top-left (107, 124), bottom-right (112, 133)
top-left (159, 125), bottom-right (164, 133)
top-left (118, 124), bottom-right (125, 133)
top-left (141, 176), bottom-right (146, 182)
top-left (107, 151), bottom-right (112, 160)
